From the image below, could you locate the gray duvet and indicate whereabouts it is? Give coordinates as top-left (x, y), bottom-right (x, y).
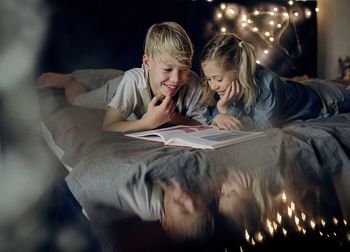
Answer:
top-left (39, 90), bottom-right (350, 224)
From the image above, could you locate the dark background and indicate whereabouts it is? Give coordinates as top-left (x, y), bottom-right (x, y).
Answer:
top-left (37, 0), bottom-right (317, 78)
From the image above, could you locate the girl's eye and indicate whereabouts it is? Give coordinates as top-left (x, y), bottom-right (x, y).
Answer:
top-left (163, 68), bottom-right (172, 72)
top-left (217, 79), bottom-right (223, 82)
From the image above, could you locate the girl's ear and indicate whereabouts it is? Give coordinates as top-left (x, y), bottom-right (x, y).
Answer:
top-left (143, 54), bottom-right (151, 70)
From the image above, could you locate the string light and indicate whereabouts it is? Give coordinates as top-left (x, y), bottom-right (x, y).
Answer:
top-left (211, 1), bottom-right (320, 67)
top-left (237, 189), bottom-right (349, 250)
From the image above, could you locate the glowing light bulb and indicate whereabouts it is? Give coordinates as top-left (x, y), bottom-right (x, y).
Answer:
top-left (306, 10), bottom-right (312, 17)
top-left (269, 20), bottom-right (275, 26)
top-left (273, 7), bottom-right (278, 12)
top-left (315, 7), bottom-right (319, 12)
top-left (288, 0), bottom-right (294, 6)
top-left (269, 37), bottom-right (274, 42)
top-left (251, 238), bottom-right (256, 246)
top-left (310, 220), bottom-right (316, 229)
top-left (295, 216), bottom-right (300, 225)
top-left (297, 225), bottom-right (302, 232)
top-left (277, 213), bottom-right (282, 224)
top-left (282, 228), bottom-right (287, 236)
top-left (290, 202), bottom-right (295, 211)
top-left (256, 232), bottom-right (263, 242)
top-left (245, 230), bottom-right (250, 241)
top-left (321, 219), bottom-right (326, 227)
top-left (228, 8), bottom-right (235, 15)
top-left (217, 13), bottom-right (223, 18)
top-left (268, 225), bottom-right (274, 235)
top-left (273, 221), bottom-right (278, 230)
top-left (277, 24), bottom-right (282, 28)
top-left (332, 217), bottom-right (338, 225)
top-left (282, 192), bottom-right (287, 202)
top-left (252, 27), bottom-right (259, 32)
top-left (264, 32), bottom-right (270, 36)
top-left (254, 10), bottom-right (260, 15)
top-left (221, 27), bottom-right (226, 33)
top-left (301, 212), bottom-right (306, 221)
top-left (220, 3), bottom-right (226, 10)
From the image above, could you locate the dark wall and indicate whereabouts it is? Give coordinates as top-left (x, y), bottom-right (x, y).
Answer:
top-left (38, 0), bottom-right (317, 77)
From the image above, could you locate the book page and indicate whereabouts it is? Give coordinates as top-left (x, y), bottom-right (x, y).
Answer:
top-left (172, 129), bottom-right (265, 149)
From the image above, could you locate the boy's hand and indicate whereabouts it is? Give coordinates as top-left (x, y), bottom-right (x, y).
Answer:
top-left (212, 113), bottom-right (242, 130)
top-left (143, 95), bottom-right (175, 128)
top-left (217, 80), bottom-right (240, 113)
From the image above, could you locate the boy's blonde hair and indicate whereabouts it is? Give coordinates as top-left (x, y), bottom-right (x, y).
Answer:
top-left (144, 21), bottom-right (194, 68)
top-left (200, 33), bottom-right (257, 107)
top-left (164, 208), bottom-right (214, 241)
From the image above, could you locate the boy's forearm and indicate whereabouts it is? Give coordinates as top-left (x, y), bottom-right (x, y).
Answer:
top-left (102, 119), bottom-right (154, 133)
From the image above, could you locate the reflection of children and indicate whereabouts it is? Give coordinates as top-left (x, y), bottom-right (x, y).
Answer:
top-left (37, 22), bottom-right (209, 132)
top-left (217, 171), bottom-right (262, 233)
top-left (200, 33), bottom-right (350, 131)
top-left (63, 176), bottom-right (214, 241)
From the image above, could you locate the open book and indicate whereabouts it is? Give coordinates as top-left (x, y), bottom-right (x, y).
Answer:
top-left (125, 125), bottom-right (265, 149)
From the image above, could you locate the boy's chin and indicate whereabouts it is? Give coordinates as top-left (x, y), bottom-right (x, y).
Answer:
top-left (160, 90), bottom-right (176, 97)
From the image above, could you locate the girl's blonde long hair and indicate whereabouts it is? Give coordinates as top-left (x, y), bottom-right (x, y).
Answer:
top-left (200, 33), bottom-right (257, 107)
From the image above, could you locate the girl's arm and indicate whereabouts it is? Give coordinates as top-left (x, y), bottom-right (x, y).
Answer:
top-left (211, 113), bottom-right (242, 130)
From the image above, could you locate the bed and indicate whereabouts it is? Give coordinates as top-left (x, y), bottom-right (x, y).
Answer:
top-left (38, 72), bottom-right (350, 252)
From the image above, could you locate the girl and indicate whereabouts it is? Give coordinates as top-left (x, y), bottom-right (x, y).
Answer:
top-left (200, 33), bottom-right (350, 130)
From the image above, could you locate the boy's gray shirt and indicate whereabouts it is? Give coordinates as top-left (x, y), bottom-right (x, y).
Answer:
top-left (108, 65), bottom-right (210, 124)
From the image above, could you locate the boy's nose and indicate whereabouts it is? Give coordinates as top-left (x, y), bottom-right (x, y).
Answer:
top-left (170, 71), bottom-right (181, 83)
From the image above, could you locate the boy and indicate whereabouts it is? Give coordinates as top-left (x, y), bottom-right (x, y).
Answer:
top-left (37, 22), bottom-right (209, 132)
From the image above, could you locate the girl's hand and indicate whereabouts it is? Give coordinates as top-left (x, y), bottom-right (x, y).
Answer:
top-left (221, 170), bottom-right (253, 198)
top-left (217, 80), bottom-right (240, 113)
top-left (143, 95), bottom-right (175, 128)
top-left (212, 113), bottom-right (242, 130)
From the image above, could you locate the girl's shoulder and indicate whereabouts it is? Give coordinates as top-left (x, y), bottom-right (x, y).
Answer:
top-left (255, 65), bottom-right (283, 88)
top-left (255, 65), bottom-right (279, 81)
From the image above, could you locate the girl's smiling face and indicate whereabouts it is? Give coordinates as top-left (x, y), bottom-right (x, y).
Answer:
top-left (202, 61), bottom-right (239, 98)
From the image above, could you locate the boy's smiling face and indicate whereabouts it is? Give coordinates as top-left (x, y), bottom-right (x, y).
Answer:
top-left (160, 179), bottom-right (206, 231)
top-left (143, 54), bottom-right (190, 98)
